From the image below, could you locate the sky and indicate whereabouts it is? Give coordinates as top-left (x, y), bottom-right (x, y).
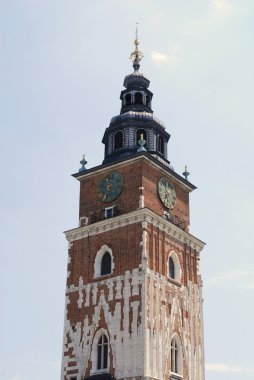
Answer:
top-left (1, 1), bottom-right (254, 380)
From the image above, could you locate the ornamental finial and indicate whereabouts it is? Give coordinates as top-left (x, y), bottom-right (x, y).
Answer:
top-left (79, 154), bottom-right (87, 173)
top-left (137, 132), bottom-right (146, 152)
top-left (130, 22), bottom-right (144, 72)
top-left (182, 165), bottom-right (190, 181)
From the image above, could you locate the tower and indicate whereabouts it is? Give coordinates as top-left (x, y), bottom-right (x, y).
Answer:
top-left (61, 31), bottom-right (205, 380)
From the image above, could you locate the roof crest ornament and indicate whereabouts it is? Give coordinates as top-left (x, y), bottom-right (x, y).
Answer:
top-left (130, 22), bottom-right (144, 72)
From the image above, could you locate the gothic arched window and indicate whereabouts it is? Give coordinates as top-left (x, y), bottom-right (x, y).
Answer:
top-left (169, 257), bottom-right (175, 279)
top-left (101, 252), bottom-right (112, 276)
top-left (114, 131), bottom-right (123, 150)
top-left (171, 336), bottom-right (182, 375)
top-left (125, 93), bottom-right (131, 106)
top-left (136, 129), bottom-right (147, 146)
top-left (97, 334), bottom-right (108, 370)
top-left (135, 92), bottom-right (143, 105)
top-left (157, 135), bottom-right (164, 155)
top-left (171, 337), bottom-right (178, 373)
top-left (168, 252), bottom-right (181, 283)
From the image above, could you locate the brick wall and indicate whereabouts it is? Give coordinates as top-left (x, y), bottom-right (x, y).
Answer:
top-left (79, 157), bottom-right (190, 231)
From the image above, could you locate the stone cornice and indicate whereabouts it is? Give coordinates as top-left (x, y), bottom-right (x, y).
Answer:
top-left (73, 153), bottom-right (196, 192)
top-left (64, 208), bottom-right (205, 253)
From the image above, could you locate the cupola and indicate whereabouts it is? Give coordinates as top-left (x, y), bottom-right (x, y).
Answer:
top-left (102, 26), bottom-right (171, 168)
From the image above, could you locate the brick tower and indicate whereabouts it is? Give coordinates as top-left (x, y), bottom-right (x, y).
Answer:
top-left (61, 32), bottom-right (205, 380)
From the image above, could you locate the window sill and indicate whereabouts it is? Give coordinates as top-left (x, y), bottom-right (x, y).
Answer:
top-left (170, 373), bottom-right (183, 380)
top-left (90, 369), bottom-right (109, 375)
top-left (168, 277), bottom-right (182, 287)
top-left (94, 273), bottom-right (113, 280)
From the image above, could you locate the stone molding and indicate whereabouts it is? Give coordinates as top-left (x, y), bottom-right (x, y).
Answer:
top-left (64, 208), bottom-right (205, 253)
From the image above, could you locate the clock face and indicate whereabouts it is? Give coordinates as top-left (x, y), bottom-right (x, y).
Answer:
top-left (97, 172), bottom-right (124, 203)
top-left (158, 177), bottom-right (176, 209)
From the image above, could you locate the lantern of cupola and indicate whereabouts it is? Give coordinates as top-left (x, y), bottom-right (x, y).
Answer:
top-left (120, 72), bottom-right (153, 114)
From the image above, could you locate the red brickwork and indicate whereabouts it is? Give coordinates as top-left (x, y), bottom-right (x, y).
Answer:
top-left (67, 223), bottom-right (143, 287)
top-left (144, 224), bottom-right (199, 285)
top-left (79, 157), bottom-right (190, 231)
top-left (61, 156), bottom-right (205, 380)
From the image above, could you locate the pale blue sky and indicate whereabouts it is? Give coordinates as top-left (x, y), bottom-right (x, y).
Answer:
top-left (1, 1), bottom-right (254, 380)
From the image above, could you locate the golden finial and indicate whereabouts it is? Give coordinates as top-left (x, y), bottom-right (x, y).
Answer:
top-left (130, 22), bottom-right (144, 72)
top-left (134, 22), bottom-right (139, 46)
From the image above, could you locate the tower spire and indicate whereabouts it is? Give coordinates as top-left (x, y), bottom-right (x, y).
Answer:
top-left (130, 22), bottom-right (144, 72)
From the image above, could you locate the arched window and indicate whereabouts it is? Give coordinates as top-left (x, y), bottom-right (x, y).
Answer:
top-left (101, 252), bottom-right (112, 276)
top-left (94, 245), bottom-right (114, 278)
top-left (97, 334), bottom-right (108, 370)
top-left (114, 131), bottom-right (123, 150)
top-left (169, 257), bottom-right (175, 279)
top-left (125, 93), bottom-right (131, 106)
top-left (171, 336), bottom-right (182, 375)
top-left (135, 92), bottom-right (143, 105)
top-left (136, 129), bottom-right (147, 145)
top-left (168, 252), bottom-right (181, 283)
top-left (157, 135), bottom-right (164, 155)
top-left (171, 338), bottom-right (178, 373)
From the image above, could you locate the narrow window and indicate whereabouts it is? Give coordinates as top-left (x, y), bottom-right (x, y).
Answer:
top-left (114, 131), bottom-right (123, 150)
top-left (136, 129), bottom-right (147, 145)
top-left (169, 257), bottom-right (175, 279)
top-left (135, 92), bottom-right (143, 105)
top-left (157, 135), bottom-right (164, 155)
top-left (101, 252), bottom-right (112, 276)
top-left (171, 338), bottom-right (178, 373)
top-left (146, 95), bottom-right (150, 107)
top-left (125, 93), bottom-right (131, 106)
top-left (97, 334), bottom-right (108, 370)
top-left (105, 207), bottom-right (114, 219)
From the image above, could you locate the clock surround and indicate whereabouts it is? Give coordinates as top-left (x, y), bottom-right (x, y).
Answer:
top-left (158, 177), bottom-right (177, 210)
top-left (97, 171), bottom-right (124, 203)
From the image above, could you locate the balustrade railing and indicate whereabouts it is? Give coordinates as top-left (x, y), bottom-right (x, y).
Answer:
top-left (163, 212), bottom-right (186, 230)
top-left (81, 206), bottom-right (186, 231)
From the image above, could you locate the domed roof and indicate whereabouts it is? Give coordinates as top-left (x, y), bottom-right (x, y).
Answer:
top-left (123, 71), bottom-right (150, 89)
top-left (110, 111), bottom-right (165, 130)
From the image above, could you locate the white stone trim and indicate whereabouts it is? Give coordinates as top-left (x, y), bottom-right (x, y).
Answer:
top-left (62, 266), bottom-right (204, 380)
top-left (79, 216), bottom-right (88, 226)
top-left (64, 208), bottom-right (205, 253)
top-left (139, 186), bottom-right (145, 208)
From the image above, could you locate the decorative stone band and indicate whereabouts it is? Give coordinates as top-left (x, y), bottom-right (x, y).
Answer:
top-left (64, 207), bottom-right (205, 253)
